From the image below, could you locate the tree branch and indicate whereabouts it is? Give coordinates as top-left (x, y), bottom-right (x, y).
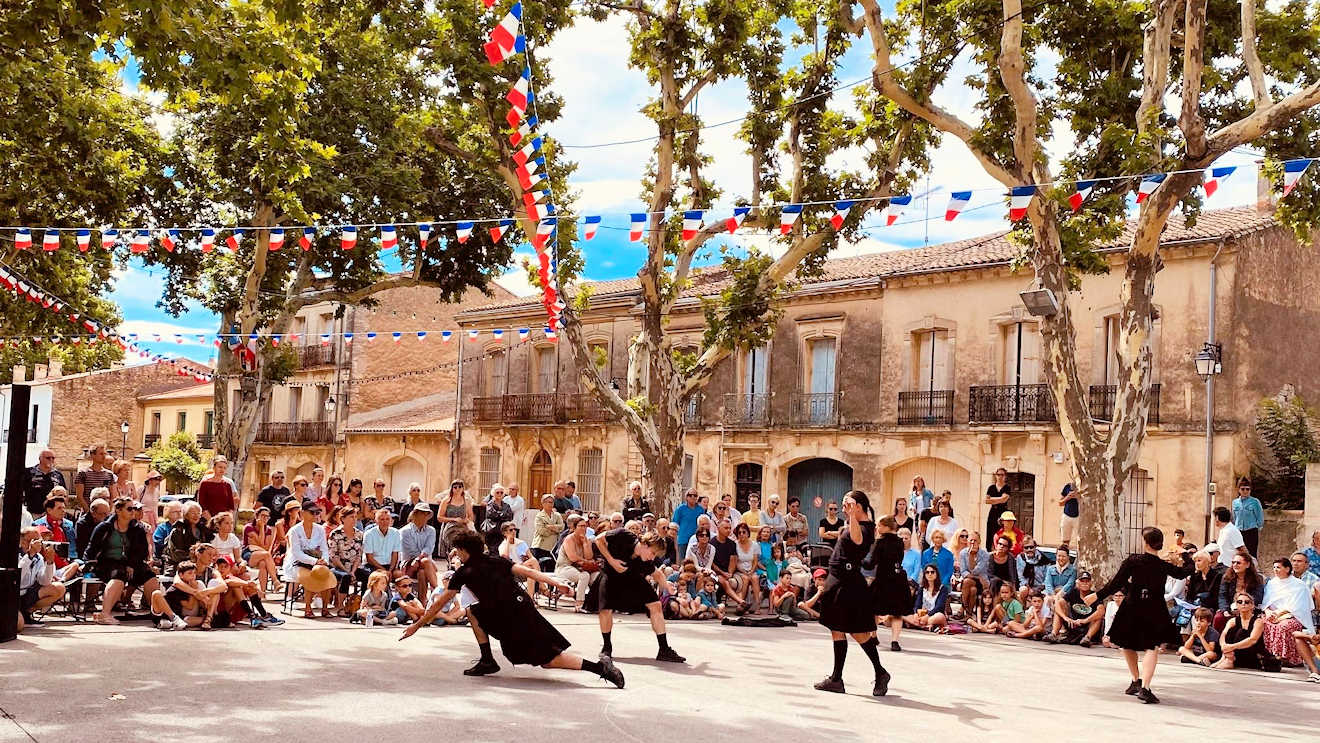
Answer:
top-left (998, 0), bottom-right (1040, 179)
top-left (1240, 0), bottom-right (1272, 110)
top-left (1206, 80), bottom-right (1320, 155)
top-left (290, 273), bottom-right (448, 311)
top-left (1136, 0), bottom-right (1178, 154)
top-left (1179, 0), bottom-right (1209, 158)
top-left (422, 128), bottom-right (484, 165)
top-left (678, 68), bottom-right (718, 110)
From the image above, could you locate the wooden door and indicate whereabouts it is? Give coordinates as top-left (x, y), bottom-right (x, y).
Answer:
top-left (528, 450), bottom-right (553, 508)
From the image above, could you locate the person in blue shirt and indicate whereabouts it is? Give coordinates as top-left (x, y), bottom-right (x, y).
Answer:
top-left (1058, 482), bottom-right (1080, 545)
top-left (1043, 546), bottom-right (1077, 598)
top-left (899, 528), bottom-right (922, 582)
top-left (1231, 478), bottom-right (1264, 557)
top-left (671, 489), bottom-right (706, 555)
top-left (564, 481), bottom-right (583, 511)
top-left (1305, 530), bottom-right (1320, 578)
top-left (920, 529), bottom-right (955, 588)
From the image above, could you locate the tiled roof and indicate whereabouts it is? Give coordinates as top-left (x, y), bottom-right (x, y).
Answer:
top-left (344, 391), bottom-right (456, 434)
top-left (458, 206), bottom-right (1276, 318)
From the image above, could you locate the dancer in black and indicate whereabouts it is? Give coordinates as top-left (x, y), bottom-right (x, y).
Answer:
top-left (1084, 526), bottom-right (1191, 704)
top-left (593, 527), bottom-right (685, 662)
top-left (866, 515), bottom-right (912, 651)
top-left (400, 528), bottom-right (624, 688)
top-left (814, 490), bottom-right (891, 696)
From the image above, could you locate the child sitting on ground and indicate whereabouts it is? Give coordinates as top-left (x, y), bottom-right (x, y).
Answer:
top-left (798, 568), bottom-right (827, 617)
top-left (992, 580), bottom-right (1024, 633)
top-left (1177, 607), bottom-right (1220, 666)
top-left (695, 575), bottom-right (725, 620)
top-left (426, 570), bottom-right (470, 626)
top-left (392, 576), bottom-right (426, 625)
top-left (1005, 591), bottom-right (1047, 639)
top-left (771, 571), bottom-right (812, 620)
top-left (966, 589), bottom-right (1000, 634)
top-left (353, 570), bottom-right (397, 626)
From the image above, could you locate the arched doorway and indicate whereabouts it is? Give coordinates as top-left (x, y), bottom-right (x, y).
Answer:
top-left (787, 458), bottom-right (853, 542)
top-left (387, 456), bottom-right (424, 502)
top-left (885, 458), bottom-right (974, 534)
top-left (528, 450), bottom-right (553, 509)
top-left (734, 463), bottom-right (763, 512)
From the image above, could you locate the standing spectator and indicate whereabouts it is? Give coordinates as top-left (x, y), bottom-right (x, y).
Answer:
top-left (400, 504), bottom-right (439, 597)
top-left (110, 460), bottom-right (137, 502)
top-left (138, 471), bottom-right (164, 528)
top-left (505, 483), bottom-right (526, 542)
top-left (86, 497), bottom-right (161, 625)
top-left (74, 444), bottom-right (116, 511)
top-left (671, 489), bottom-right (706, 554)
top-left (899, 528), bottom-right (921, 583)
top-left (437, 479), bottom-right (474, 554)
top-left (868, 516), bottom-right (912, 649)
top-left (924, 498), bottom-right (959, 548)
top-left (307, 467), bottom-right (325, 502)
top-left (760, 495), bottom-right (786, 542)
top-left (23, 449), bottom-right (66, 517)
top-left (657, 519), bottom-right (677, 566)
top-left (621, 481), bottom-right (650, 523)
top-left (1213, 507), bottom-right (1244, 567)
top-left (1304, 529), bottom-right (1320, 578)
top-left (1058, 481), bottom-right (1079, 545)
top-left (891, 498), bottom-right (914, 534)
top-left (321, 474), bottom-right (347, 511)
top-left (563, 481), bottom-right (582, 511)
top-left (327, 507), bottom-right (366, 614)
top-left (819, 501), bottom-right (843, 548)
top-left (783, 497), bottom-right (809, 552)
top-left (984, 468), bottom-right (1011, 542)
top-left (1231, 478), bottom-right (1264, 558)
top-left (394, 483), bottom-right (425, 525)
top-left (720, 493), bottom-right (743, 525)
top-left (994, 512), bottom-right (1026, 555)
top-left (196, 456), bottom-right (237, 517)
top-left (363, 508), bottom-right (402, 579)
top-left (481, 484), bottom-right (514, 554)
top-left (909, 476), bottom-right (934, 517)
top-left (551, 481), bottom-right (573, 513)
top-left (255, 471), bottom-right (290, 516)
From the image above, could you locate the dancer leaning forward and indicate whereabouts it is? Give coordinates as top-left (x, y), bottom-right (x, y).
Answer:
top-left (593, 527), bottom-right (686, 663)
top-left (813, 490), bottom-right (892, 697)
top-left (400, 528), bottom-right (625, 688)
top-left (1083, 526), bottom-right (1192, 704)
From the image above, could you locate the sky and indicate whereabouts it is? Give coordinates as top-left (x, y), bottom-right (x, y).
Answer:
top-left (103, 8), bottom-right (1269, 364)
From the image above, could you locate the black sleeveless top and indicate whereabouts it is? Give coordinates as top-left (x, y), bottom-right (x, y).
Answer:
top-left (828, 520), bottom-right (875, 577)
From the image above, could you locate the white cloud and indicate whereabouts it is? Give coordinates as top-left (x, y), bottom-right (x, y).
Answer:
top-left (493, 252), bottom-right (540, 297)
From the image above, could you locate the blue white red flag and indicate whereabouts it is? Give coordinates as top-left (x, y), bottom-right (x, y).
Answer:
top-left (779, 204), bottom-right (802, 234)
top-left (299, 227), bottom-right (315, 250)
top-left (340, 226), bottom-right (358, 251)
top-left (131, 230), bottom-right (151, 253)
top-left (1202, 167), bottom-right (1235, 197)
top-left (380, 225), bottom-right (398, 250)
top-left (101, 229), bottom-right (118, 250)
top-left (1283, 158), bottom-right (1313, 196)
top-left (42, 229), bottom-right (59, 251)
top-left (884, 195), bottom-right (911, 225)
top-left (489, 219), bottom-right (513, 244)
top-left (630, 213), bottom-right (646, 242)
top-left (14, 228), bottom-right (31, 250)
top-left (583, 216), bottom-right (600, 240)
top-left (455, 222), bottom-right (474, 244)
top-left (945, 191), bottom-right (971, 221)
top-left (1135, 174), bottom-right (1164, 204)
top-left (266, 228), bottom-right (283, 251)
top-left (514, 137), bottom-right (542, 167)
top-left (1008, 186), bottom-right (1036, 220)
top-left (225, 229), bottom-right (244, 252)
top-left (726, 207), bottom-right (750, 233)
top-left (418, 223), bottom-right (432, 249)
top-left (682, 210), bottom-right (704, 240)
top-left (831, 200), bottom-right (855, 230)
top-left (509, 116), bottom-right (538, 147)
top-left (1069, 180), bottom-right (1096, 212)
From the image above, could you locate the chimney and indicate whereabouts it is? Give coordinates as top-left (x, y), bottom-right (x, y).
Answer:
top-left (1256, 159), bottom-right (1276, 214)
top-left (47, 359), bottom-right (62, 378)
top-left (11, 365), bottom-right (25, 383)
top-left (33, 363), bottom-right (48, 380)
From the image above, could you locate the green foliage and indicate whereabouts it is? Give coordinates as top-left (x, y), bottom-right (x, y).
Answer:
top-left (1250, 393), bottom-right (1318, 510)
top-left (147, 431), bottom-right (208, 493)
top-left (701, 250), bottom-right (783, 351)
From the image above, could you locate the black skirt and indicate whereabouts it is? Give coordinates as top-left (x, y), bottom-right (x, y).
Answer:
top-left (818, 572), bottom-right (877, 634)
top-left (1105, 594), bottom-right (1181, 651)
top-left (470, 592), bottom-right (570, 666)
top-left (598, 566), bottom-right (659, 612)
top-left (870, 568), bottom-right (912, 617)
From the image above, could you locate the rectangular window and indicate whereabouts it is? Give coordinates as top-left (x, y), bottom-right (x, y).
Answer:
top-left (1002, 322), bottom-right (1041, 386)
top-left (808, 338), bottom-right (837, 394)
top-left (257, 459), bottom-right (271, 488)
top-left (681, 453), bottom-right (695, 491)
top-left (536, 347), bottom-right (556, 393)
top-left (914, 330), bottom-right (951, 391)
top-left (1103, 315), bottom-right (1121, 385)
top-left (289, 387), bottom-right (303, 422)
top-left (478, 447), bottom-right (502, 499)
top-left (204, 411), bottom-right (214, 436)
top-left (151, 411), bottom-right (162, 435)
top-left (577, 447), bottom-right (604, 512)
top-left (316, 386), bottom-right (331, 422)
top-left (743, 345), bottom-right (768, 395)
top-left (486, 351), bottom-right (507, 396)
top-left (176, 411), bottom-right (187, 432)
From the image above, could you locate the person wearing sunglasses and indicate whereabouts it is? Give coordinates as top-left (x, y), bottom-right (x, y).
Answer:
top-left (818, 502), bottom-right (843, 549)
top-left (86, 497), bottom-right (161, 624)
top-left (1212, 592), bottom-right (1276, 671)
top-left (1230, 478), bottom-right (1264, 558)
top-left (24, 449), bottom-right (67, 518)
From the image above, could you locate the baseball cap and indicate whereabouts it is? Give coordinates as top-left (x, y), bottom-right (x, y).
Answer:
top-left (812, 568), bottom-right (827, 579)
top-left (411, 502), bottom-right (433, 514)
top-left (215, 555), bottom-right (234, 566)
top-left (1077, 570), bottom-right (1093, 581)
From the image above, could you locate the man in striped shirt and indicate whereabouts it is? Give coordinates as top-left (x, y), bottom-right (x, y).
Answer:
top-left (73, 444), bottom-right (116, 511)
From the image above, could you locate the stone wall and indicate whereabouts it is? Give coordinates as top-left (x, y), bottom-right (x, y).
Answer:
top-left (1260, 510), bottom-right (1306, 562)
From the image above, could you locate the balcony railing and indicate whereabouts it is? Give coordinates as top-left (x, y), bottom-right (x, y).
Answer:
top-left (468, 393), bottom-right (613, 425)
top-left (144, 433), bottom-right (161, 448)
top-left (296, 344), bottom-right (337, 369)
top-left (1088, 384), bottom-right (1161, 426)
top-left (197, 433), bottom-right (215, 449)
top-left (898, 390), bottom-right (955, 425)
top-left (969, 384), bottom-right (1057, 423)
top-left (788, 392), bottom-right (840, 427)
top-left (722, 393), bottom-right (770, 428)
top-left (255, 421), bottom-right (334, 444)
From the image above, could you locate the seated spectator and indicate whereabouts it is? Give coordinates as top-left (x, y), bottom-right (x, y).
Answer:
top-left (665, 566), bottom-right (701, 620)
top-left (1217, 550), bottom-right (1264, 630)
top-left (208, 512), bottom-right (243, 565)
top-left (799, 568), bottom-right (828, 616)
top-left (1184, 549), bottom-right (1224, 614)
top-left (1213, 591), bottom-right (1279, 671)
top-left (1101, 589), bottom-right (1126, 647)
top-left (86, 497), bottom-right (160, 625)
top-left (1042, 547), bottom-right (1076, 599)
top-left (985, 535), bottom-right (1020, 592)
top-left (153, 502), bottom-right (181, 565)
top-left (898, 527), bottom-right (921, 583)
top-left (924, 499), bottom-right (959, 548)
top-left (363, 507), bottom-right (403, 581)
top-left (1004, 590), bottom-right (1047, 639)
top-left (400, 504), bottom-right (439, 598)
top-left (328, 507), bottom-right (367, 616)
top-left (685, 527), bottom-right (718, 574)
top-left (1290, 551), bottom-right (1320, 606)
top-left (392, 576), bottom-right (426, 624)
top-left (762, 541), bottom-right (788, 589)
top-left (621, 481), bottom-right (650, 523)
top-left (149, 559), bottom-right (207, 630)
top-left (1047, 570), bottom-right (1105, 647)
top-left (1304, 529), bottom-right (1320, 577)
top-left (656, 518), bottom-right (677, 567)
top-left (531, 496), bottom-right (564, 570)
top-left (426, 568), bottom-right (470, 626)
top-left (695, 574), bottom-right (725, 620)
top-left (991, 579), bottom-right (1024, 631)
top-left (1177, 607), bottom-right (1220, 666)
top-left (17, 527), bottom-right (66, 628)
top-left (1294, 629), bottom-right (1320, 682)
top-left (242, 506), bottom-right (282, 595)
top-left (32, 490), bottom-right (83, 582)
top-left (685, 514), bottom-right (715, 554)
top-left (498, 522), bottom-right (540, 595)
top-left (771, 571), bottom-right (812, 620)
top-left (166, 501), bottom-right (211, 570)
top-left (554, 517), bottom-right (597, 611)
top-left (728, 522), bottom-right (764, 615)
top-left (210, 555), bottom-right (281, 628)
top-left (481, 484), bottom-right (515, 554)
top-left (957, 531), bottom-right (991, 606)
top-left (76, 493), bottom-right (111, 559)
top-left (1260, 556), bottom-right (1315, 667)
top-left (353, 569), bottom-right (397, 626)
top-left (1016, 538), bottom-right (1048, 599)
top-left (904, 563), bottom-right (950, 632)
top-left (966, 589), bottom-right (1000, 634)
top-left (920, 529), bottom-right (955, 588)
top-left (285, 500), bottom-right (336, 618)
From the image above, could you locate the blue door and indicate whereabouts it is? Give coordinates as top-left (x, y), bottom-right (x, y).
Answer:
top-left (787, 458), bottom-right (854, 549)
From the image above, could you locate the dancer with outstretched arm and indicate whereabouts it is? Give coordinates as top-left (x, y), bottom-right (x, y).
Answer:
top-left (593, 527), bottom-right (686, 663)
top-left (814, 490), bottom-right (891, 696)
top-left (1083, 526), bottom-right (1191, 704)
top-left (399, 528), bottom-right (624, 688)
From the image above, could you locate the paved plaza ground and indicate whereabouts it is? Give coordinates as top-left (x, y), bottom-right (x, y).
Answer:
top-left (3, 610), bottom-right (1317, 742)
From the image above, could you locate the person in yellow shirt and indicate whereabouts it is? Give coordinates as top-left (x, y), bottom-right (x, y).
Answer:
top-left (742, 494), bottom-right (762, 528)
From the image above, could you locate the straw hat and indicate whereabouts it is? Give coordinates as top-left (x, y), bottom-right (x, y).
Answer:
top-left (299, 564), bottom-right (337, 593)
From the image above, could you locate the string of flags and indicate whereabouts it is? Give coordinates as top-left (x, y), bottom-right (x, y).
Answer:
top-left (2, 159), bottom-right (1313, 254)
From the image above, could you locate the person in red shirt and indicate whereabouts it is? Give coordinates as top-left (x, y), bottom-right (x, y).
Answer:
top-left (994, 512), bottom-right (1027, 556)
top-left (196, 456), bottom-right (238, 517)
top-left (32, 490), bottom-right (83, 581)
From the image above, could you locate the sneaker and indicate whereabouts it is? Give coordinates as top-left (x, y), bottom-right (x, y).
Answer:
top-left (250, 617), bottom-right (265, 629)
top-left (873, 669), bottom-right (892, 697)
top-left (890, 641), bottom-right (902, 652)
top-left (171, 616), bottom-right (188, 631)
top-left (463, 658), bottom-right (501, 676)
top-left (813, 677), bottom-right (846, 694)
top-left (383, 615), bottom-right (399, 626)
top-left (155, 617), bottom-right (174, 631)
top-left (598, 655), bottom-right (626, 689)
top-left (656, 647), bottom-right (686, 663)
top-left (1306, 672), bottom-right (1320, 683)
top-left (1124, 679), bottom-right (1142, 696)
top-left (262, 614), bottom-right (285, 626)
top-left (1136, 687), bottom-right (1160, 704)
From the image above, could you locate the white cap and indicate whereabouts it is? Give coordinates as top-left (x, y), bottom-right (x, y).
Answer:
top-left (1204, 541), bottom-right (1221, 553)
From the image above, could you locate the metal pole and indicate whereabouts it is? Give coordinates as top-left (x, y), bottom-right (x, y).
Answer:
top-left (450, 326), bottom-right (465, 484)
top-left (1204, 256), bottom-right (1219, 544)
top-left (1014, 322), bottom-right (1023, 421)
top-left (1, 383), bottom-right (32, 642)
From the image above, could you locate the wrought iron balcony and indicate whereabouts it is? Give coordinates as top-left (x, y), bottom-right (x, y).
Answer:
top-left (143, 433), bottom-right (161, 448)
top-left (255, 421), bottom-right (334, 444)
top-left (722, 393), bottom-right (770, 428)
top-left (468, 393), bottom-right (614, 425)
top-left (898, 390), bottom-right (955, 425)
top-left (197, 433), bottom-right (215, 449)
top-left (1088, 384), bottom-right (1161, 426)
top-left (968, 384), bottom-right (1057, 423)
top-left (788, 392), bottom-right (840, 427)
top-left (296, 343), bottom-right (337, 369)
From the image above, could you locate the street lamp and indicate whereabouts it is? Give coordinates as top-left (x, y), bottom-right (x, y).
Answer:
top-left (1018, 285), bottom-right (1060, 317)
top-left (324, 394), bottom-right (337, 474)
top-left (1195, 341), bottom-right (1222, 543)
top-left (1194, 342), bottom-right (1222, 380)
top-left (324, 395), bottom-right (336, 414)
top-left (120, 420), bottom-right (129, 458)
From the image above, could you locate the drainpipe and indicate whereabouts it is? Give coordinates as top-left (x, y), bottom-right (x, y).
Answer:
top-left (1203, 240), bottom-right (1224, 544)
top-left (450, 323), bottom-right (465, 484)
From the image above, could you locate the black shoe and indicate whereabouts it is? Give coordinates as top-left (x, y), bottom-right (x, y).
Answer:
top-left (814, 677), bottom-right (846, 694)
top-left (1124, 679), bottom-right (1142, 696)
top-left (890, 641), bottom-right (902, 652)
top-left (599, 655), bottom-right (626, 689)
top-left (873, 669), bottom-right (891, 697)
top-left (463, 658), bottom-right (501, 676)
top-left (656, 647), bottom-right (686, 663)
top-left (1079, 638), bottom-right (1093, 648)
top-left (600, 647), bottom-right (613, 659)
top-left (1136, 687), bottom-right (1159, 704)
top-left (1043, 634), bottom-right (1059, 644)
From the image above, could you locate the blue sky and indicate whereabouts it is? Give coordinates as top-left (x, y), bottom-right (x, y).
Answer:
top-left (104, 10), bottom-right (1267, 364)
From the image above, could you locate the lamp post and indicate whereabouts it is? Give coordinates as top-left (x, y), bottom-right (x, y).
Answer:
top-left (1195, 342), bottom-right (1222, 542)
top-left (120, 420), bottom-right (130, 460)
top-left (324, 394), bottom-right (337, 474)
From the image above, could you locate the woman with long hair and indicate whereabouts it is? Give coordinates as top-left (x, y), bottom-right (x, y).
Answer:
top-left (892, 499), bottom-right (913, 533)
top-left (924, 498), bottom-right (960, 549)
top-left (1084, 526), bottom-right (1192, 704)
top-left (208, 511), bottom-right (243, 565)
top-left (438, 479), bottom-right (474, 555)
top-left (813, 490), bottom-right (890, 697)
top-left (321, 475), bottom-right (346, 511)
top-left (1216, 550), bottom-right (1264, 629)
top-left (138, 471), bottom-right (164, 528)
top-left (903, 563), bottom-right (950, 632)
top-left (243, 506), bottom-right (282, 594)
top-left (730, 522), bottom-right (763, 615)
top-left (867, 515), bottom-right (912, 650)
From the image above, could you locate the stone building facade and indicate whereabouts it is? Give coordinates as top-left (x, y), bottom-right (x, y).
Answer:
top-left (451, 206), bottom-right (1320, 550)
